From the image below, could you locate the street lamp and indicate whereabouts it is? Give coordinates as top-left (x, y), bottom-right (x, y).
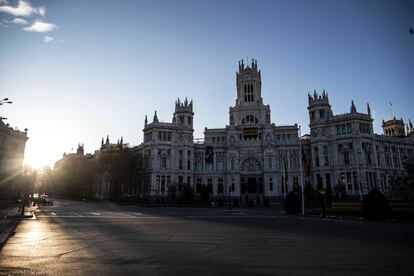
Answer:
top-left (0, 98), bottom-right (13, 105)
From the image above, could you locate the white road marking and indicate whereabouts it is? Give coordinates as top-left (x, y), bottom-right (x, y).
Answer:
top-left (70, 212), bottom-right (83, 217)
top-left (91, 212), bottom-right (101, 216)
top-left (36, 214), bottom-right (281, 219)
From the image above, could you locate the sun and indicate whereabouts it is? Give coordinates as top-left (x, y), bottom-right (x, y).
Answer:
top-left (24, 135), bottom-right (65, 169)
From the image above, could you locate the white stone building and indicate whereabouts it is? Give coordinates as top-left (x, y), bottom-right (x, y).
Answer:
top-left (95, 59), bottom-right (414, 204)
top-left (140, 60), bottom-right (302, 204)
top-left (303, 91), bottom-right (414, 199)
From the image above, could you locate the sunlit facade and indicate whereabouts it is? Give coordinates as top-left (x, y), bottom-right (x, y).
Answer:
top-left (0, 117), bottom-right (28, 199)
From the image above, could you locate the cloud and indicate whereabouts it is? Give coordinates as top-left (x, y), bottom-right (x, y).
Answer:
top-left (11, 17), bottom-right (28, 25)
top-left (24, 20), bottom-right (57, 32)
top-left (43, 36), bottom-right (54, 43)
top-left (0, 0), bottom-right (46, 17)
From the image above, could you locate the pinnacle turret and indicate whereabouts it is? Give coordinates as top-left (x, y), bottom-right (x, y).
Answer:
top-left (153, 111), bottom-right (158, 123)
top-left (350, 100), bottom-right (356, 113)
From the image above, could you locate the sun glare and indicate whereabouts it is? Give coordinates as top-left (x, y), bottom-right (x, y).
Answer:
top-left (24, 135), bottom-right (66, 169)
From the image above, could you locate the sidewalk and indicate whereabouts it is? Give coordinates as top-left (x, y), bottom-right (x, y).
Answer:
top-left (0, 204), bottom-right (38, 250)
top-left (0, 206), bottom-right (19, 250)
top-left (5, 204), bottom-right (38, 219)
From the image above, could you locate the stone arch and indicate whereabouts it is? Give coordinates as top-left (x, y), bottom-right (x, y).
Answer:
top-left (241, 158), bottom-right (262, 172)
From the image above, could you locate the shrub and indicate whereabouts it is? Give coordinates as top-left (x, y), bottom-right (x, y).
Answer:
top-left (284, 191), bottom-right (300, 215)
top-left (362, 189), bottom-right (391, 220)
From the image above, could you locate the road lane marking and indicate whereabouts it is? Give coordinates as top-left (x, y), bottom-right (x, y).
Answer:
top-left (36, 215), bottom-right (283, 219)
top-left (70, 212), bottom-right (83, 217)
top-left (91, 212), bottom-right (101, 216)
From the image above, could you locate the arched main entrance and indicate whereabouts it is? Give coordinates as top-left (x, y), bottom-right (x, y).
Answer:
top-left (240, 158), bottom-right (264, 206)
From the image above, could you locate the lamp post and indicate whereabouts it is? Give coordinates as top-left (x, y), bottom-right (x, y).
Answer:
top-left (0, 98), bottom-right (13, 106)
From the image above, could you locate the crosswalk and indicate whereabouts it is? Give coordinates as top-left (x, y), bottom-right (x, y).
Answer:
top-left (36, 211), bottom-right (148, 219)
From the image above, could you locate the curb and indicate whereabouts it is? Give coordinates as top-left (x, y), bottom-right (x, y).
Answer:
top-left (0, 219), bottom-right (19, 250)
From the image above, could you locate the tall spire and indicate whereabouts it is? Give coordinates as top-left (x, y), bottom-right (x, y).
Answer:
top-left (350, 100), bottom-right (356, 113)
top-left (144, 115), bottom-right (148, 126)
top-left (106, 135), bottom-right (109, 144)
top-left (153, 111), bottom-right (158, 123)
top-left (367, 103), bottom-right (371, 116)
top-left (101, 137), bottom-right (104, 148)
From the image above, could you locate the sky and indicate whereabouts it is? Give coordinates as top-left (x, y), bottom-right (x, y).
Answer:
top-left (1, 0), bottom-right (413, 168)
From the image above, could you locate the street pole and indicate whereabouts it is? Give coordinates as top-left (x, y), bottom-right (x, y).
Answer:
top-left (298, 126), bottom-right (305, 216)
top-left (228, 186), bottom-right (231, 210)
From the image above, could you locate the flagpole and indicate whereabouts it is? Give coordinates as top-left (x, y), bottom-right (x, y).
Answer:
top-left (283, 156), bottom-right (287, 200)
top-left (298, 126), bottom-right (305, 216)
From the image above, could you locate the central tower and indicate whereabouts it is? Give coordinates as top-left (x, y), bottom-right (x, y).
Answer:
top-left (229, 59), bottom-right (271, 126)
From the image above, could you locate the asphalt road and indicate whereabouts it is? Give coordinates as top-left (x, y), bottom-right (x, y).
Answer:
top-left (1, 199), bottom-right (413, 275)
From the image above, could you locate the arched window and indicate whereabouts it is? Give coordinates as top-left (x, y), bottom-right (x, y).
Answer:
top-left (244, 83), bottom-right (254, 102)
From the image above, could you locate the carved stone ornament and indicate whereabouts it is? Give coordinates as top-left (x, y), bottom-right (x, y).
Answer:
top-left (241, 158), bottom-right (261, 172)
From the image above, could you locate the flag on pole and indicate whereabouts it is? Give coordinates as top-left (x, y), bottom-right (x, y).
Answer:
top-left (301, 147), bottom-right (310, 176)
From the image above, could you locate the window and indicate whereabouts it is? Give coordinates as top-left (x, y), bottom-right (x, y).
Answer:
top-left (347, 123), bottom-right (352, 134)
top-left (156, 175), bottom-right (160, 192)
top-left (161, 156), bottom-right (167, 169)
top-left (231, 179), bottom-right (235, 192)
top-left (346, 172), bottom-right (352, 190)
top-left (179, 150), bottom-right (183, 169)
top-left (319, 109), bottom-right (325, 119)
top-left (353, 172), bottom-right (359, 190)
top-left (336, 125), bottom-right (341, 135)
top-left (268, 156), bottom-right (272, 169)
top-left (269, 177), bottom-right (273, 191)
top-left (218, 178), bottom-right (224, 194)
top-left (341, 124), bottom-right (346, 134)
top-left (344, 151), bottom-right (350, 165)
top-left (231, 159), bottom-right (235, 170)
top-left (161, 176), bottom-right (165, 192)
top-left (325, 173), bottom-right (331, 188)
top-left (366, 151), bottom-right (372, 165)
top-left (207, 178), bottom-right (213, 193)
top-left (244, 83), bottom-right (254, 102)
top-left (314, 147), bottom-right (319, 167)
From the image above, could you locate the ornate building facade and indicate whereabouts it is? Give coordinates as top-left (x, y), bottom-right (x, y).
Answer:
top-left (91, 59), bottom-right (414, 204)
top-left (140, 60), bottom-right (302, 204)
top-left (0, 117), bottom-right (28, 199)
top-left (303, 91), bottom-right (414, 198)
